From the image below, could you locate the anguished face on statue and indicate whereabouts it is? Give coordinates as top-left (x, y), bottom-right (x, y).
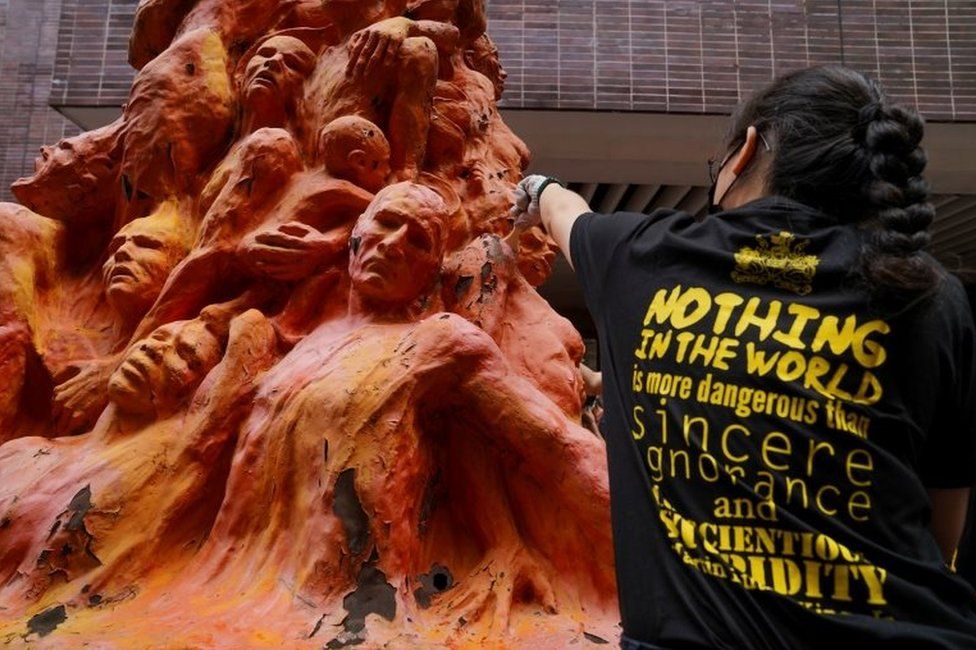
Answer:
top-left (349, 183), bottom-right (444, 305)
top-left (102, 205), bottom-right (190, 318)
top-left (242, 36), bottom-right (316, 126)
top-left (517, 227), bottom-right (558, 287)
top-left (11, 120), bottom-right (121, 224)
top-left (108, 318), bottom-right (224, 417)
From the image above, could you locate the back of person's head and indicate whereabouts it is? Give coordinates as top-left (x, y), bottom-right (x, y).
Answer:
top-left (318, 115), bottom-right (391, 193)
top-left (727, 65), bottom-right (940, 306)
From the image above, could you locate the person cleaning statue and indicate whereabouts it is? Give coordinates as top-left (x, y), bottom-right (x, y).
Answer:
top-left (511, 65), bottom-right (976, 649)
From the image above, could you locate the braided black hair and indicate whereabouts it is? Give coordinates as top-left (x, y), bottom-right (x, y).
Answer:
top-left (725, 65), bottom-right (941, 306)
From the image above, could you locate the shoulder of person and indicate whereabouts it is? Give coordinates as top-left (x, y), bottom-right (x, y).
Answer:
top-left (572, 207), bottom-right (696, 245)
top-left (896, 262), bottom-right (975, 342)
top-left (931, 268), bottom-right (973, 328)
top-left (412, 312), bottom-right (497, 356)
top-left (578, 206), bottom-right (689, 227)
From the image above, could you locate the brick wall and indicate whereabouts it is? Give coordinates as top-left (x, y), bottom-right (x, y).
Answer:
top-left (44, 0), bottom-right (976, 118)
top-left (50, 0), bottom-right (136, 107)
top-left (0, 0), bottom-right (77, 201)
top-left (489, 0), bottom-right (976, 118)
top-left (0, 0), bottom-right (974, 199)
top-left (0, 0), bottom-right (136, 201)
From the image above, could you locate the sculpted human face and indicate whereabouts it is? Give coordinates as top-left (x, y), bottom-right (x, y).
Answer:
top-left (349, 188), bottom-right (442, 304)
top-left (108, 319), bottom-right (223, 417)
top-left (242, 36), bottom-right (315, 123)
top-left (37, 140), bottom-right (79, 178)
top-left (517, 227), bottom-right (557, 287)
top-left (102, 214), bottom-right (187, 317)
top-left (348, 139), bottom-right (392, 194)
top-left (466, 37), bottom-right (506, 100)
top-left (11, 121), bottom-right (120, 223)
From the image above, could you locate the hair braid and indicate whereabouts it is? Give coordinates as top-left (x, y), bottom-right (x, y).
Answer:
top-left (856, 89), bottom-right (940, 299)
top-left (726, 65), bottom-right (942, 307)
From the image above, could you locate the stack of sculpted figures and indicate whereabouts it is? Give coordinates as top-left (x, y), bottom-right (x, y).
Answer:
top-left (0, 0), bottom-right (616, 646)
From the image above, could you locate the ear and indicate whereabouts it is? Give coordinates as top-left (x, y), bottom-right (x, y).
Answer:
top-left (348, 149), bottom-right (367, 170)
top-left (730, 125), bottom-right (759, 176)
top-left (713, 125), bottom-right (759, 207)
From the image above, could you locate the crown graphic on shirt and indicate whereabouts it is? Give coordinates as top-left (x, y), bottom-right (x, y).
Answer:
top-left (731, 231), bottom-right (820, 296)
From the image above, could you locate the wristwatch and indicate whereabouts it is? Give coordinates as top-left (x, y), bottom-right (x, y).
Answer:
top-left (535, 176), bottom-right (564, 201)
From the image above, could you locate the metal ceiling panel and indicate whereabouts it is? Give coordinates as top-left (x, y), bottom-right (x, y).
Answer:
top-left (557, 181), bottom-right (976, 269)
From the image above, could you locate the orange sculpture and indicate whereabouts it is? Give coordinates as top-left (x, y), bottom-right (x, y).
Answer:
top-left (0, 1), bottom-right (617, 646)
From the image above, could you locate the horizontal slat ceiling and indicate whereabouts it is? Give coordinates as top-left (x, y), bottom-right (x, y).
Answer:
top-left (564, 182), bottom-right (976, 269)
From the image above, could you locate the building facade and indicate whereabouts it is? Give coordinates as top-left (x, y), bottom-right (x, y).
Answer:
top-left (1, 0), bottom-right (974, 285)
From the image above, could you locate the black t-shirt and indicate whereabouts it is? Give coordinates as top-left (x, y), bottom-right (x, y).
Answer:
top-left (571, 196), bottom-right (976, 649)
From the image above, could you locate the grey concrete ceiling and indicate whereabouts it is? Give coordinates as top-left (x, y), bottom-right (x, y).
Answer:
top-left (511, 110), bottom-right (976, 334)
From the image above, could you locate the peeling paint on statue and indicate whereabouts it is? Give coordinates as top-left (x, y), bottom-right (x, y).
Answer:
top-left (0, 0), bottom-right (618, 646)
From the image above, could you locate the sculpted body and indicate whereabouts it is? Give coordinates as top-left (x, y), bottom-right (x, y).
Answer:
top-left (0, 121), bottom-right (127, 440)
top-left (0, 2), bottom-right (615, 646)
top-left (187, 185), bottom-right (613, 643)
top-left (0, 308), bottom-right (276, 611)
top-left (445, 233), bottom-right (584, 415)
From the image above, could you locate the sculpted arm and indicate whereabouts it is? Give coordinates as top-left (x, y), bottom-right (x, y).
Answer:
top-left (347, 17), bottom-right (459, 78)
top-left (426, 315), bottom-right (614, 583)
top-left (237, 181), bottom-right (373, 282)
top-left (129, 247), bottom-right (235, 343)
top-left (409, 20), bottom-right (460, 52)
top-left (462, 353), bottom-right (602, 477)
top-left (238, 222), bottom-right (347, 282)
top-left (418, 315), bottom-right (603, 479)
top-left (183, 309), bottom-right (278, 457)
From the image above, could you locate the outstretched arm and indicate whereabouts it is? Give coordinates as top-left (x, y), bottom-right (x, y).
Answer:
top-left (128, 247), bottom-right (235, 343)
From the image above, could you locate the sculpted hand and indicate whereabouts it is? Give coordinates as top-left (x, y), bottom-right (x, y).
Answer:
top-left (219, 309), bottom-right (278, 381)
top-left (52, 355), bottom-right (121, 435)
top-left (580, 363), bottom-right (603, 397)
top-left (240, 221), bottom-right (345, 282)
top-left (347, 17), bottom-right (412, 79)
